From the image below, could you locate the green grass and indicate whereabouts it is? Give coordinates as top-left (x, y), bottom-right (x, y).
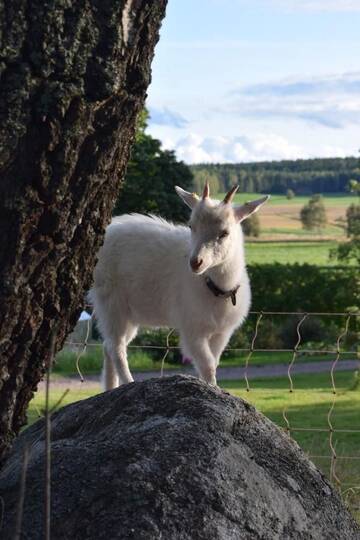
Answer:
top-left (54, 347), bottom-right (343, 377)
top-left (54, 347), bottom-right (180, 376)
top-left (223, 351), bottom-right (344, 367)
top-left (221, 370), bottom-right (359, 436)
top-left (27, 386), bottom-right (96, 426)
top-left (245, 240), bottom-right (338, 265)
top-left (54, 346), bottom-right (103, 374)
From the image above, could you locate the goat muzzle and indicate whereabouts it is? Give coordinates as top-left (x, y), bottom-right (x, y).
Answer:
top-left (190, 257), bottom-right (203, 272)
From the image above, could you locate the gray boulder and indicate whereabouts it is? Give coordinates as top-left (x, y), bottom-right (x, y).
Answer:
top-left (0, 375), bottom-right (359, 539)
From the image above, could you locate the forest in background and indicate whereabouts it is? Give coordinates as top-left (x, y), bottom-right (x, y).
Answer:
top-left (191, 157), bottom-right (360, 195)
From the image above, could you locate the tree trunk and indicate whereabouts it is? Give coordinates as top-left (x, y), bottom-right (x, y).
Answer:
top-left (0, 0), bottom-right (167, 463)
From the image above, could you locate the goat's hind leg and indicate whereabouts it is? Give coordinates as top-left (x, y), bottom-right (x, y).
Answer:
top-left (104, 324), bottom-right (137, 387)
top-left (102, 344), bottom-right (119, 390)
top-left (94, 287), bottom-right (136, 388)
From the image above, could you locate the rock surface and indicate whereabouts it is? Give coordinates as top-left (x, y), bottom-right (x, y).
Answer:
top-left (0, 375), bottom-right (359, 539)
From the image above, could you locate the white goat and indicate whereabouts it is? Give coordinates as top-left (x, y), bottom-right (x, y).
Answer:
top-left (90, 184), bottom-right (269, 389)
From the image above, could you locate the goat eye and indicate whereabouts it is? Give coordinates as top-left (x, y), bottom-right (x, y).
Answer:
top-left (219, 230), bottom-right (229, 240)
top-left (188, 224), bottom-right (192, 230)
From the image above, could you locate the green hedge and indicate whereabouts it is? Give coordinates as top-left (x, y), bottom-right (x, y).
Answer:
top-left (226, 264), bottom-right (360, 352)
top-left (248, 264), bottom-right (359, 314)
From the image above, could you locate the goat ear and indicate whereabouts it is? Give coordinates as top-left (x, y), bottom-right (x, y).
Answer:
top-left (202, 181), bottom-right (210, 200)
top-left (175, 186), bottom-right (199, 209)
top-left (234, 195), bottom-right (270, 222)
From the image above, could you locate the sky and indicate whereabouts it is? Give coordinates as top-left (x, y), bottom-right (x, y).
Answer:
top-left (146, 0), bottom-right (360, 164)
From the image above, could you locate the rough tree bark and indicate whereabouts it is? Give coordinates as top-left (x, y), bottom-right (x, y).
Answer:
top-left (0, 0), bottom-right (167, 463)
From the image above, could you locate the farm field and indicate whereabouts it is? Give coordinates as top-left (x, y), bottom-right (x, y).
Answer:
top-left (229, 193), bottom-right (356, 207)
top-left (27, 370), bottom-right (360, 519)
top-left (219, 192), bottom-right (356, 243)
top-left (245, 240), bottom-right (339, 265)
top-left (217, 192), bottom-right (358, 264)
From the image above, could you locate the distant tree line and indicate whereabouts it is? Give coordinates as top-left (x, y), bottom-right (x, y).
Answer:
top-left (191, 158), bottom-right (360, 195)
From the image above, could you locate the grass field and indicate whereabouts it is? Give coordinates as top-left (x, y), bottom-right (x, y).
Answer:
top-left (222, 371), bottom-right (360, 462)
top-left (54, 347), bottom-right (180, 376)
top-left (208, 191), bottom-right (359, 265)
top-left (245, 240), bottom-right (338, 265)
top-left (28, 370), bottom-right (360, 518)
top-left (218, 192), bottom-right (358, 245)
top-left (54, 346), bottom-right (346, 377)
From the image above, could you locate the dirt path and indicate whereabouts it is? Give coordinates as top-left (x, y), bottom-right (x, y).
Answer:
top-left (42, 359), bottom-right (360, 390)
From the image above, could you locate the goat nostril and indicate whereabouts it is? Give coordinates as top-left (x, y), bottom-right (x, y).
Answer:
top-left (191, 258), bottom-right (203, 271)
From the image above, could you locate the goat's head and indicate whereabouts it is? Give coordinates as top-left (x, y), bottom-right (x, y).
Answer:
top-left (175, 183), bottom-right (269, 274)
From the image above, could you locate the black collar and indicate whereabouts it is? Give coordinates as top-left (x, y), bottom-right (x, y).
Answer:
top-left (205, 276), bottom-right (240, 306)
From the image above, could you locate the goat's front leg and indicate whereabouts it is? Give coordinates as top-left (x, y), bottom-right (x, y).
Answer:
top-left (210, 331), bottom-right (233, 368)
top-left (180, 333), bottom-right (217, 385)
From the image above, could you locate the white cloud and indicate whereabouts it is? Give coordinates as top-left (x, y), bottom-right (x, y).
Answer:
top-left (166, 133), bottom-right (308, 164)
top-left (227, 72), bottom-right (360, 128)
top-left (174, 134), bottom-right (211, 163)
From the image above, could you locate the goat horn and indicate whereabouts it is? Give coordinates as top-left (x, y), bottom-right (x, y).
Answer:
top-left (202, 181), bottom-right (210, 200)
top-left (223, 185), bottom-right (239, 204)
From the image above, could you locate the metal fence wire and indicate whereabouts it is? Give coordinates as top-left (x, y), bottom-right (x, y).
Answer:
top-left (64, 309), bottom-right (360, 514)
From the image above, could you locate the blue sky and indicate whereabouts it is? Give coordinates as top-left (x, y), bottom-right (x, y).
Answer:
top-left (146, 0), bottom-right (360, 163)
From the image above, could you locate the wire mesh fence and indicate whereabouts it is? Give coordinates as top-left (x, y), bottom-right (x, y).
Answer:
top-left (6, 307), bottom-right (357, 540)
top-left (62, 311), bottom-right (360, 511)
top-left (52, 309), bottom-right (360, 517)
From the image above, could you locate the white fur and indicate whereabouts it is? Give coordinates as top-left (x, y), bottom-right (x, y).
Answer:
top-left (89, 188), bottom-right (268, 389)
